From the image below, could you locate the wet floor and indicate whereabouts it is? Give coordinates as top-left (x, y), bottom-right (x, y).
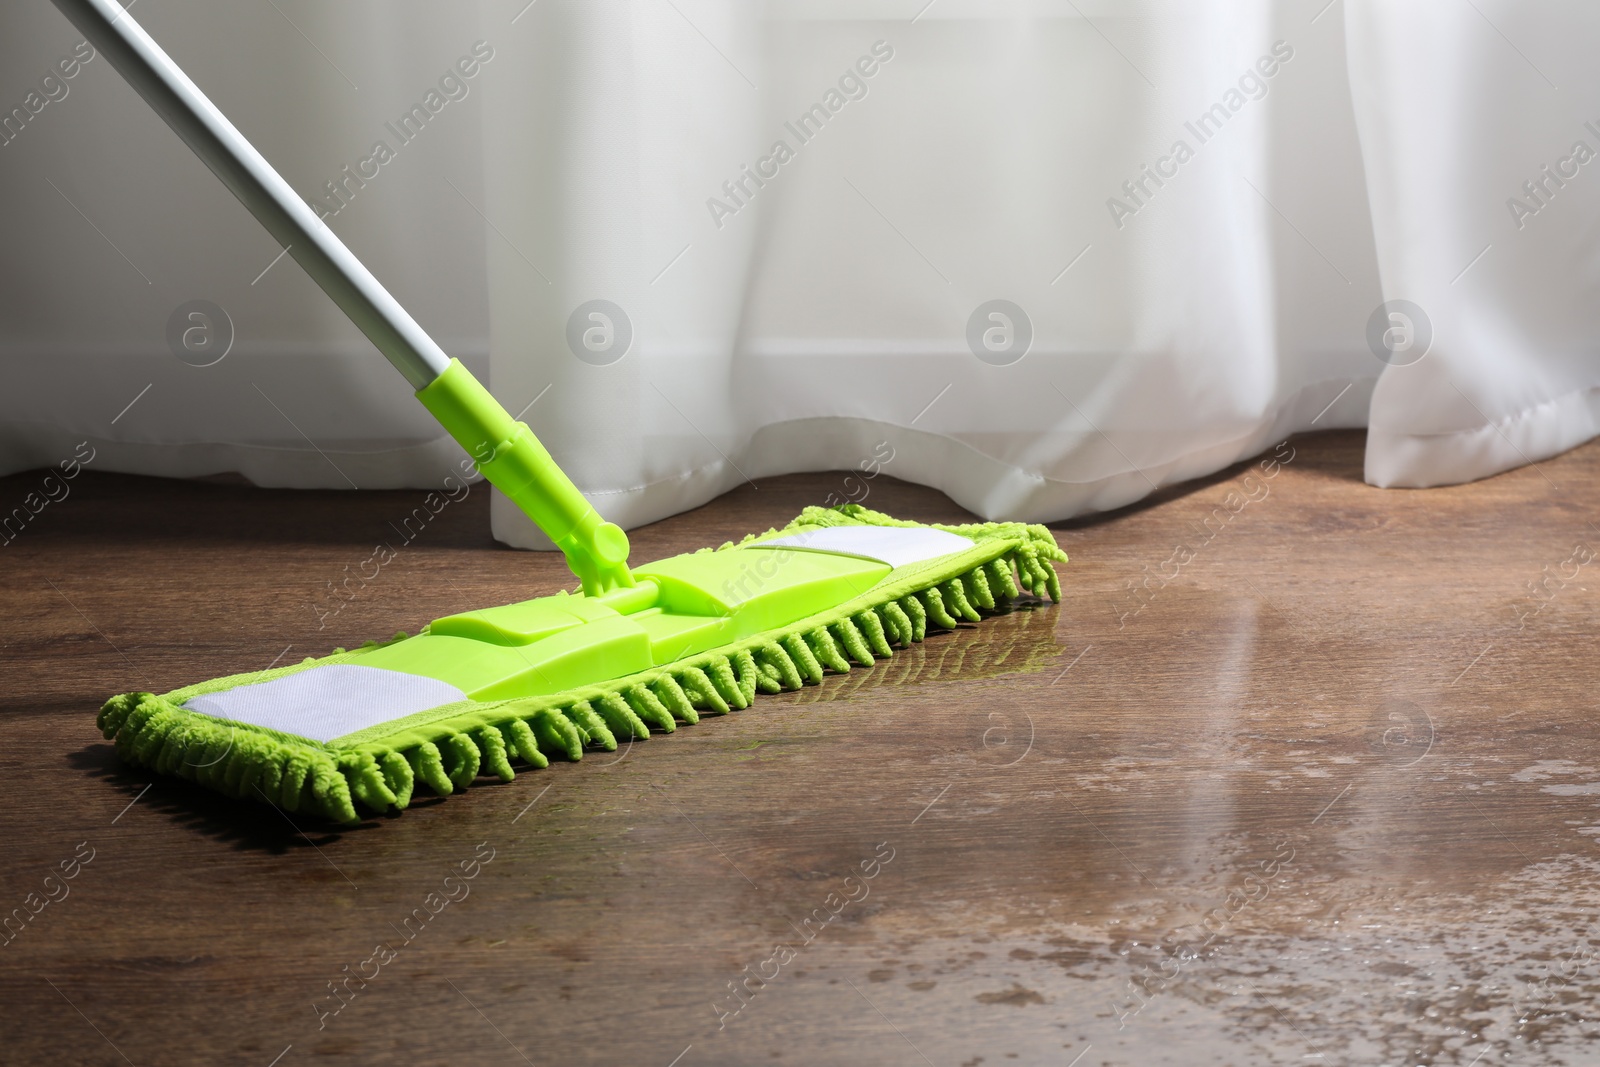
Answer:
top-left (4, 430), bottom-right (1600, 1065)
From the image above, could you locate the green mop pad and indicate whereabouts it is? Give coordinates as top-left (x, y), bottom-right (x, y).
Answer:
top-left (99, 505), bottom-right (1065, 824)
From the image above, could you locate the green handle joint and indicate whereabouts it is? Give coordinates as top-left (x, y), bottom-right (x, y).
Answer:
top-left (416, 359), bottom-right (635, 596)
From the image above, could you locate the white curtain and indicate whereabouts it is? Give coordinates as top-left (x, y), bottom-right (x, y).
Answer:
top-left (3, 0), bottom-right (1595, 549)
top-left (1347, 1), bottom-right (1600, 488)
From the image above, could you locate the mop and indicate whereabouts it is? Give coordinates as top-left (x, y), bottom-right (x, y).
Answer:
top-left (55, 0), bottom-right (1068, 823)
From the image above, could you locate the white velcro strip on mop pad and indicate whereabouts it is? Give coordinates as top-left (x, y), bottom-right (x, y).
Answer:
top-left (753, 526), bottom-right (976, 569)
top-left (184, 664), bottom-right (467, 743)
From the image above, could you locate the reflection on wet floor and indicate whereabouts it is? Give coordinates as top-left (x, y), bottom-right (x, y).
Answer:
top-left (782, 599), bottom-right (1068, 706)
top-left (694, 444), bottom-right (1600, 1064)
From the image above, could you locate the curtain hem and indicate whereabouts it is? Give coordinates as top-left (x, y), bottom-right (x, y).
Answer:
top-left (1365, 385), bottom-right (1600, 489)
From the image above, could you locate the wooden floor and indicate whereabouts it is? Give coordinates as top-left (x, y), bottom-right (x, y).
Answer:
top-left (6, 429), bottom-right (1600, 1066)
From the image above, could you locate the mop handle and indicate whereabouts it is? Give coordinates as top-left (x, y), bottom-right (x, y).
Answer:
top-left (49, 0), bottom-right (637, 595)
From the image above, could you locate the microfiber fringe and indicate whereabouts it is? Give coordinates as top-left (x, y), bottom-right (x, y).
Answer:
top-left (97, 691), bottom-right (368, 824)
top-left (98, 506), bottom-right (1066, 825)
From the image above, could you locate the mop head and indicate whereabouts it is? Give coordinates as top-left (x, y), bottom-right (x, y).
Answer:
top-left (98, 505), bottom-right (1066, 824)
